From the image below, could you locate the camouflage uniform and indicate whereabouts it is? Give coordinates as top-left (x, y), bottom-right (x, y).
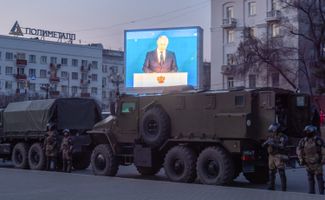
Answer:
top-left (43, 131), bottom-right (58, 171)
top-left (61, 130), bottom-right (73, 173)
top-left (263, 123), bottom-right (288, 191)
top-left (297, 125), bottom-right (325, 195)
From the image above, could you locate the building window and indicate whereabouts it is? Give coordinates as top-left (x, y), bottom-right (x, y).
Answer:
top-left (5, 52), bottom-right (13, 60)
top-left (61, 71), bottom-right (69, 79)
top-left (227, 77), bottom-right (234, 89)
top-left (17, 53), bottom-right (26, 60)
top-left (61, 85), bottom-right (68, 95)
top-left (271, 23), bottom-right (280, 37)
top-left (5, 66), bottom-right (13, 75)
top-left (0, 65), bottom-right (1, 74)
top-left (50, 57), bottom-right (57, 64)
top-left (249, 74), bottom-right (256, 88)
top-left (61, 58), bottom-right (68, 66)
top-left (92, 61), bottom-right (98, 69)
top-left (5, 81), bottom-right (12, 89)
top-left (17, 67), bottom-right (25, 75)
top-left (81, 87), bottom-right (88, 93)
top-left (102, 77), bottom-right (107, 87)
top-left (91, 74), bottom-right (98, 81)
top-left (72, 72), bottom-right (78, 80)
top-left (82, 60), bottom-right (88, 67)
top-left (248, 2), bottom-right (256, 16)
top-left (72, 59), bottom-right (78, 67)
top-left (29, 55), bottom-right (36, 63)
top-left (227, 54), bottom-right (235, 65)
top-left (102, 65), bottom-right (108, 73)
top-left (91, 87), bottom-right (98, 96)
top-left (40, 69), bottom-right (47, 78)
top-left (226, 6), bottom-right (234, 18)
top-left (29, 83), bottom-right (36, 91)
top-left (29, 68), bottom-right (36, 78)
top-left (0, 51), bottom-right (2, 59)
top-left (102, 91), bottom-right (107, 99)
top-left (72, 86), bottom-right (78, 95)
top-left (271, 72), bottom-right (279, 87)
top-left (271, 0), bottom-right (280, 11)
top-left (227, 30), bottom-right (235, 43)
top-left (40, 56), bottom-right (47, 64)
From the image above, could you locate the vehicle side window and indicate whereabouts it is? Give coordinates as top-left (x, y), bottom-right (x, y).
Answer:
top-left (260, 92), bottom-right (273, 108)
top-left (296, 96), bottom-right (305, 107)
top-left (121, 102), bottom-right (136, 114)
top-left (235, 95), bottom-right (245, 107)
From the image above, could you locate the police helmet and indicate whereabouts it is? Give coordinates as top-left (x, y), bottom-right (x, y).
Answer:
top-left (46, 123), bottom-right (55, 131)
top-left (63, 129), bottom-right (70, 134)
top-left (268, 123), bottom-right (281, 133)
top-left (303, 125), bottom-right (317, 134)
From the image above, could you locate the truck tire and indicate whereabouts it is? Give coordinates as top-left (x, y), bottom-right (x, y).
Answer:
top-left (91, 144), bottom-right (118, 176)
top-left (73, 153), bottom-right (91, 170)
top-left (12, 143), bottom-right (29, 169)
top-left (136, 164), bottom-right (161, 176)
top-left (244, 167), bottom-right (269, 184)
top-left (164, 146), bottom-right (197, 183)
top-left (28, 143), bottom-right (45, 170)
top-left (197, 146), bottom-right (234, 185)
top-left (140, 107), bottom-right (170, 148)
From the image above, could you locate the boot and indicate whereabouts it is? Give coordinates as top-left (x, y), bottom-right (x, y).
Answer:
top-left (316, 174), bottom-right (324, 195)
top-left (308, 171), bottom-right (315, 194)
top-left (268, 169), bottom-right (276, 190)
top-left (278, 169), bottom-right (287, 191)
top-left (67, 159), bottom-right (72, 173)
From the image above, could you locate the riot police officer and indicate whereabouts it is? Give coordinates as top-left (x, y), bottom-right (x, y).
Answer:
top-left (297, 125), bottom-right (325, 195)
top-left (60, 129), bottom-right (73, 173)
top-left (262, 123), bottom-right (288, 191)
top-left (44, 124), bottom-right (58, 171)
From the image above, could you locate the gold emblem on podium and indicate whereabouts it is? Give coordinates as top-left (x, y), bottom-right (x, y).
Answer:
top-left (157, 76), bottom-right (165, 84)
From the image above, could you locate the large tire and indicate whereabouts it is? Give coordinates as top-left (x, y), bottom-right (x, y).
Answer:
top-left (136, 165), bottom-right (161, 176)
top-left (140, 107), bottom-right (170, 148)
top-left (164, 146), bottom-right (197, 183)
top-left (73, 153), bottom-right (91, 170)
top-left (197, 146), bottom-right (235, 185)
top-left (28, 143), bottom-right (45, 170)
top-left (244, 166), bottom-right (269, 184)
top-left (12, 143), bottom-right (29, 169)
top-left (91, 144), bottom-right (118, 176)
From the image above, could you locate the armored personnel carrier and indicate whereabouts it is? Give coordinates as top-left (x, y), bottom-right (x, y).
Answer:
top-left (89, 88), bottom-right (311, 185)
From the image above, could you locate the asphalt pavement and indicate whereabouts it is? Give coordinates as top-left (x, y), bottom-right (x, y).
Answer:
top-left (0, 162), bottom-right (324, 200)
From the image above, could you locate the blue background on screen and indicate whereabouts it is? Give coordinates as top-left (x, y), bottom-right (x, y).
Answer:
top-left (125, 28), bottom-right (198, 88)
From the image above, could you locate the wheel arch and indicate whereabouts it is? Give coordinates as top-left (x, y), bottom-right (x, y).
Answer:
top-left (88, 130), bottom-right (119, 154)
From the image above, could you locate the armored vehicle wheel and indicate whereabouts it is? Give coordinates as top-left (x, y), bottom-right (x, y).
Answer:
top-left (12, 143), bottom-right (29, 169)
top-left (136, 165), bottom-right (161, 176)
top-left (244, 167), bottom-right (269, 184)
top-left (91, 144), bottom-right (118, 176)
top-left (73, 153), bottom-right (91, 170)
top-left (197, 146), bottom-right (234, 185)
top-left (28, 143), bottom-right (45, 170)
top-left (140, 107), bottom-right (170, 148)
top-left (164, 146), bottom-right (197, 183)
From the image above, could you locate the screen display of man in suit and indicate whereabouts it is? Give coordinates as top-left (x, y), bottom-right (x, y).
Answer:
top-left (142, 35), bottom-right (178, 73)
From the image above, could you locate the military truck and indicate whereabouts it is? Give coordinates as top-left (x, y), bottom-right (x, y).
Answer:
top-left (0, 98), bottom-right (101, 170)
top-left (89, 88), bottom-right (312, 185)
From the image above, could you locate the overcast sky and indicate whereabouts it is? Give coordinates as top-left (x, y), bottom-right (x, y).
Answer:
top-left (0, 0), bottom-right (211, 61)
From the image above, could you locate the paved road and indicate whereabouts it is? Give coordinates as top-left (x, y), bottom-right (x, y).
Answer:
top-left (0, 163), bottom-right (323, 200)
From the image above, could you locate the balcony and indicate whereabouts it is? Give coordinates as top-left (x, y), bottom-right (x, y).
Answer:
top-left (50, 77), bottom-right (60, 83)
top-left (14, 74), bottom-right (27, 80)
top-left (49, 91), bottom-right (60, 97)
top-left (80, 79), bottom-right (90, 85)
top-left (80, 65), bottom-right (90, 72)
top-left (221, 64), bottom-right (237, 75)
top-left (266, 10), bottom-right (281, 22)
top-left (221, 18), bottom-right (237, 29)
top-left (16, 59), bottom-right (27, 66)
top-left (80, 92), bottom-right (90, 98)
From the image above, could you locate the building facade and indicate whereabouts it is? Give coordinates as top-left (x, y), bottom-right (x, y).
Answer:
top-left (0, 35), bottom-right (103, 105)
top-left (102, 49), bottom-right (124, 111)
top-left (211, 0), bottom-right (308, 91)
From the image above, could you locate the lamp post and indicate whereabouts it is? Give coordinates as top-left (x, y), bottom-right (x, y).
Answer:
top-left (110, 73), bottom-right (123, 115)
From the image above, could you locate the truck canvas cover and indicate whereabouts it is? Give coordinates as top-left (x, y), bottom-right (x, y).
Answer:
top-left (3, 98), bottom-right (101, 133)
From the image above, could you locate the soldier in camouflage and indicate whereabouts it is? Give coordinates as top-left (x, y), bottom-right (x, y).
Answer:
top-left (297, 125), bottom-right (325, 195)
top-left (263, 123), bottom-right (288, 191)
top-left (61, 129), bottom-right (73, 173)
top-left (44, 124), bottom-right (58, 171)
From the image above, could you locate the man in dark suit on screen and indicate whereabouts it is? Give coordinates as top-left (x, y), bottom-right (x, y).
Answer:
top-left (142, 35), bottom-right (178, 73)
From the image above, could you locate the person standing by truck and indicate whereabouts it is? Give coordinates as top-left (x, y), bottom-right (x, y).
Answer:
top-left (60, 129), bottom-right (73, 173)
top-left (44, 124), bottom-right (58, 171)
top-left (297, 125), bottom-right (325, 195)
top-left (262, 123), bottom-right (288, 191)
